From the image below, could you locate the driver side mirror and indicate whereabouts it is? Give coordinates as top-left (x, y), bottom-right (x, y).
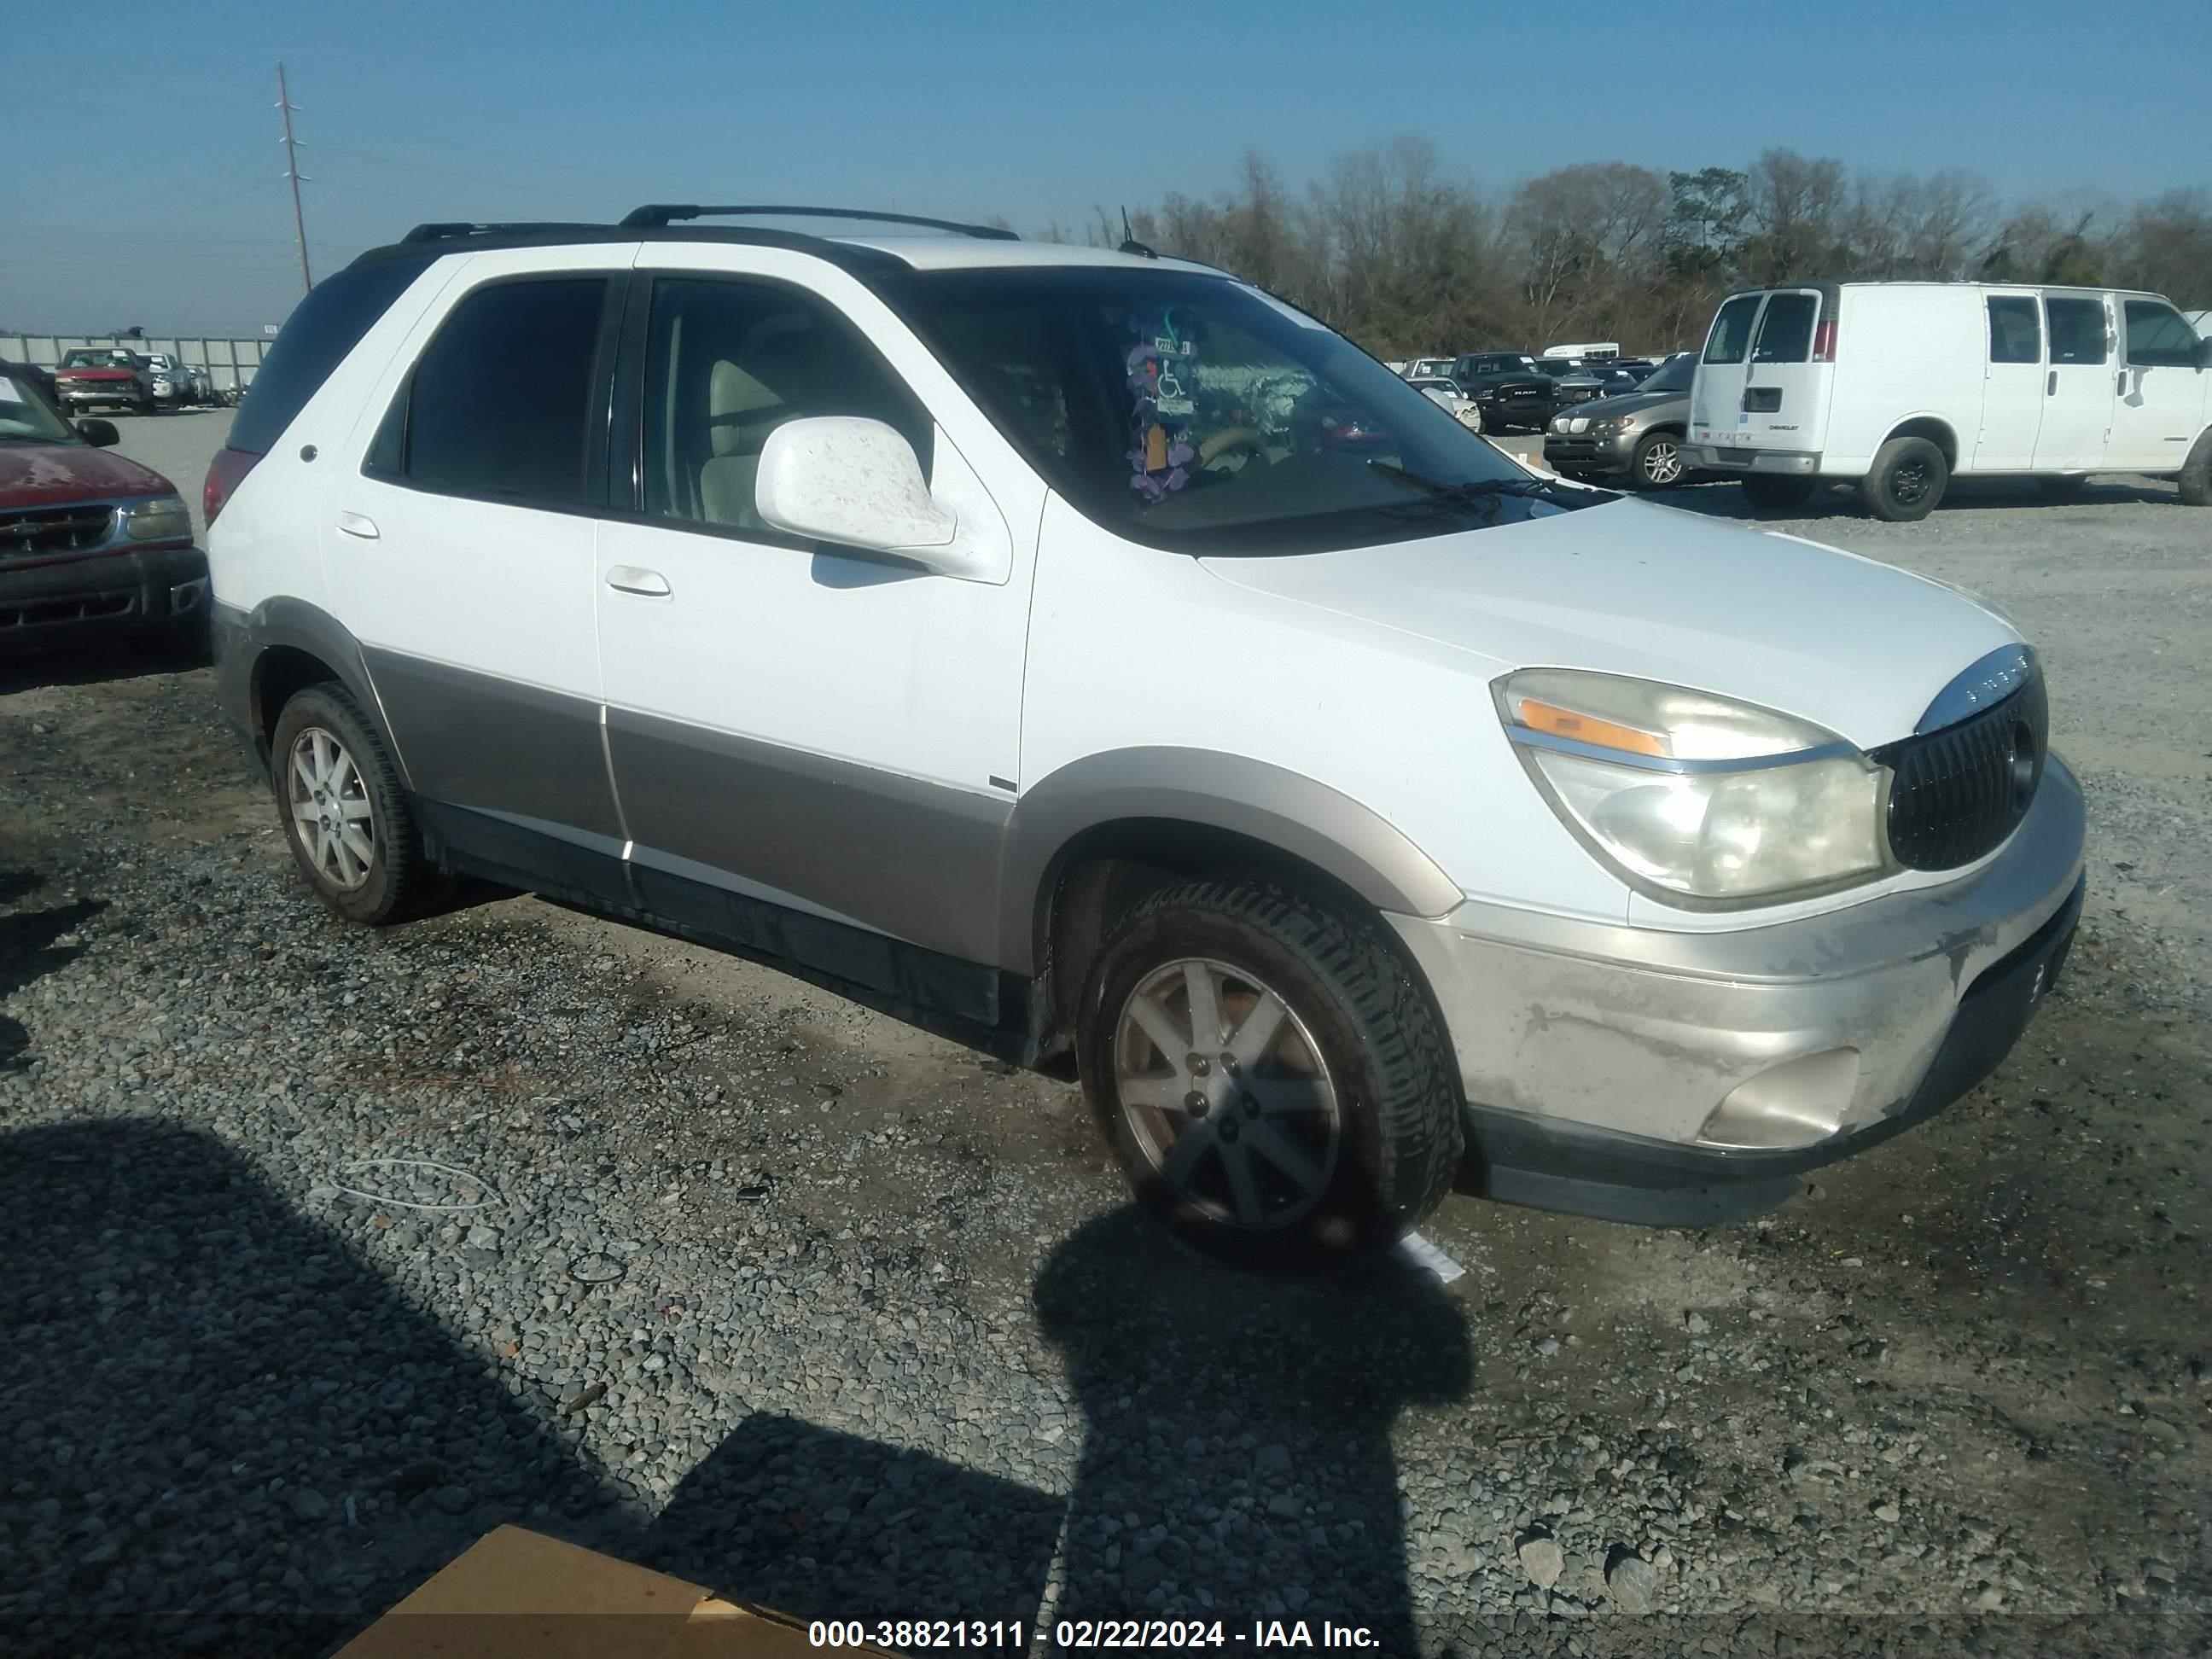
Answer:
top-left (754, 416), bottom-right (1005, 583)
top-left (76, 418), bottom-right (119, 449)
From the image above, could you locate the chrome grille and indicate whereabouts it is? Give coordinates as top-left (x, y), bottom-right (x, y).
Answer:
top-left (1872, 671), bottom-right (2047, 870)
top-left (1, 505), bottom-right (116, 560)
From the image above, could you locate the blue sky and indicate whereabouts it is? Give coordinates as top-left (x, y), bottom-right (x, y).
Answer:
top-left (7, 0), bottom-right (2207, 335)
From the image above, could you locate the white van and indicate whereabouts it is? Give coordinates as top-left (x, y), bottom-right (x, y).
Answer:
top-left (1541, 340), bottom-right (1620, 360)
top-left (1682, 282), bottom-right (2212, 520)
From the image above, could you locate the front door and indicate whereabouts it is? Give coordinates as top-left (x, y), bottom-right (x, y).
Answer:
top-left (2031, 292), bottom-right (2115, 470)
top-left (1972, 292), bottom-right (2046, 470)
top-left (2107, 297), bottom-right (2209, 472)
top-left (593, 259), bottom-right (1037, 973)
top-left (323, 253), bottom-right (630, 849)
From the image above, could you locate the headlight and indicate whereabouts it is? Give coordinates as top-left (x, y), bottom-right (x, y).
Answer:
top-left (1550, 416), bottom-right (1567, 432)
top-left (122, 496), bottom-right (192, 541)
top-left (1496, 668), bottom-right (1888, 905)
top-left (1616, 414), bottom-right (1639, 432)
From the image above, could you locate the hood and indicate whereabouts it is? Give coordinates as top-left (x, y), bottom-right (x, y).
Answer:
top-left (0, 441), bottom-right (176, 509)
top-left (1200, 498), bottom-right (2018, 748)
top-left (1571, 387), bottom-right (1685, 420)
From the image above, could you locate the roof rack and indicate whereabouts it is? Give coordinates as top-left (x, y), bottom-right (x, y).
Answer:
top-left (617, 204), bottom-right (1018, 240)
top-left (399, 220), bottom-right (604, 244)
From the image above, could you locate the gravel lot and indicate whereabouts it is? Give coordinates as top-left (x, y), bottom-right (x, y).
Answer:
top-left (3, 410), bottom-right (2208, 1656)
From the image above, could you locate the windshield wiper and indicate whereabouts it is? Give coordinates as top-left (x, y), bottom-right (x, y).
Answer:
top-left (1367, 459), bottom-right (1615, 511)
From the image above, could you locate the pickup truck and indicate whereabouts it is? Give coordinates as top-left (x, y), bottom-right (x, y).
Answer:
top-left (55, 347), bottom-right (154, 416)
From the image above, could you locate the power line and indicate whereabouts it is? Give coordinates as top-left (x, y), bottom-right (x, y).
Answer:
top-left (277, 62), bottom-right (312, 294)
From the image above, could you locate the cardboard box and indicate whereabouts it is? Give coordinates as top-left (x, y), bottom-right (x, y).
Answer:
top-left (335, 1524), bottom-right (903, 1658)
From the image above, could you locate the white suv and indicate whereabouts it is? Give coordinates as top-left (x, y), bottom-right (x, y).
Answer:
top-left (207, 207), bottom-right (2086, 1270)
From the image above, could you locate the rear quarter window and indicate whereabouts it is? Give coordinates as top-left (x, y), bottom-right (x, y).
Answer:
top-left (1750, 294), bottom-right (1817, 363)
top-left (230, 257), bottom-right (433, 456)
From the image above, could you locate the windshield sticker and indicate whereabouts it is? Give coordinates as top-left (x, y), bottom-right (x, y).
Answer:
top-left (1126, 311), bottom-right (1197, 502)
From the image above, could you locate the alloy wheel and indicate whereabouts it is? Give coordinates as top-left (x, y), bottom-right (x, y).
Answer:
top-left (288, 726), bottom-right (375, 892)
top-left (1112, 958), bottom-right (1342, 1230)
top-left (1640, 439), bottom-right (1682, 486)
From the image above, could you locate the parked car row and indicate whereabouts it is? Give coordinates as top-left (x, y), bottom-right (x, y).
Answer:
top-left (50, 346), bottom-right (225, 415)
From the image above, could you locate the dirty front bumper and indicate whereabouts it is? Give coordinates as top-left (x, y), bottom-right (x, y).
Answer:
top-left (0, 544), bottom-right (208, 645)
top-left (1390, 757), bottom-right (2087, 1226)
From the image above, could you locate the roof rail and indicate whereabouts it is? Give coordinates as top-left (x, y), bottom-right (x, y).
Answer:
top-left (399, 220), bottom-right (603, 244)
top-left (617, 203), bottom-right (1018, 240)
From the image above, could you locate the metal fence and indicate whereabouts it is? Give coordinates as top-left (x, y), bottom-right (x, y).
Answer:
top-left (3, 334), bottom-right (273, 392)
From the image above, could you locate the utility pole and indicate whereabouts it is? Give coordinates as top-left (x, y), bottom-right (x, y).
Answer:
top-left (276, 62), bottom-right (311, 294)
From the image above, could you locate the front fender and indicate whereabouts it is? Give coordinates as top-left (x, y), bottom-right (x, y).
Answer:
top-left (998, 746), bottom-right (1464, 975)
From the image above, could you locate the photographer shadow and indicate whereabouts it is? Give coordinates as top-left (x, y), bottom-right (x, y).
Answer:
top-left (1034, 1209), bottom-right (1472, 1653)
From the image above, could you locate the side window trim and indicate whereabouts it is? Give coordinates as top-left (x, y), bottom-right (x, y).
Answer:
top-left (358, 270), bottom-right (630, 517)
top-left (609, 267), bottom-right (938, 550)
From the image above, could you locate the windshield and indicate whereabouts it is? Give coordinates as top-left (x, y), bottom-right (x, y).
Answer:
top-left (61, 349), bottom-right (138, 370)
top-left (0, 374), bottom-right (77, 441)
top-left (1639, 354), bottom-right (1695, 393)
top-left (887, 267), bottom-right (1561, 555)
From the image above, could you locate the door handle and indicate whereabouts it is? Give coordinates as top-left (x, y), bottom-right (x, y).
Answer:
top-left (2046, 370), bottom-right (2058, 396)
top-left (335, 510), bottom-right (379, 540)
top-left (605, 565), bottom-right (672, 597)
top-left (2116, 370), bottom-right (2128, 395)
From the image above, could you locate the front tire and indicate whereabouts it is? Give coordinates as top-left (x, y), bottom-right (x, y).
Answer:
top-left (1863, 436), bottom-right (1947, 521)
top-left (1077, 880), bottom-right (1462, 1274)
top-left (270, 683), bottom-right (428, 924)
top-left (1630, 430), bottom-right (1686, 490)
top-left (2178, 428), bottom-right (2212, 507)
top-left (1741, 474), bottom-right (1816, 515)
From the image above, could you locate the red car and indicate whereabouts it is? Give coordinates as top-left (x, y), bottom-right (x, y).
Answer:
top-left (1, 368), bottom-right (206, 649)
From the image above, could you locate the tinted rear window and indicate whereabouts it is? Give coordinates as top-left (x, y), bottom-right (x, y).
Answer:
top-left (1751, 294), bottom-right (1817, 362)
top-left (2045, 297), bottom-right (2107, 365)
top-left (1703, 294), bottom-right (1761, 364)
top-left (397, 276), bottom-right (608, 505)
top-left (229, 257), bottom-right (431, 455)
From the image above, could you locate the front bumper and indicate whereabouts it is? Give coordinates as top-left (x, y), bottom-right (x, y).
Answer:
top-left (1683, 443), bottom-right (1820, 474)
top-left (1543, 428), bottom-right (1634, 470)
top-left (1390, 757), bottom-right (2087, 1225)
top-left (1480, 400), bottom-right (1555, 431)
top-left (0, 544), bottom-right (209, 644)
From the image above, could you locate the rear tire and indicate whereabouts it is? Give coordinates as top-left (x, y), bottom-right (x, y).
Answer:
top-left (270, 683), bottom-right (429, 925)
top-left (1740, 474), bottom-right (1816, 515)
top-left (1630, 430), bottom-right (1686, 490)
top-left (1077, 879), bottom-right (1462, 1275)
top-left (1862, 436), bottom-right (1947, 521)
top-left (2179, 428), bottom-right (2212, 507)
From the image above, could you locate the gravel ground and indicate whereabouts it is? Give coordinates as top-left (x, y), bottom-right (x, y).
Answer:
top-left (1, 413), bottom-right (2207, 1656)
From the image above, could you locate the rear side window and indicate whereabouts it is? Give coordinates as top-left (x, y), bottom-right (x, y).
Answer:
top-left (2123, 300), bottom-right (2197, 368)
top-left (1703, 294), bottom-right (1761, 364)
top-left (2045, 297), bottom-right (2108, 365)
top-left (1750, 294), bottom-right (1816, 363)
top-left (386, 277), bottom-right (609, 505)
top-left (1987, 297), bottom-right (2040, 364)
top-left (230, 257), bottom-right (430, 455)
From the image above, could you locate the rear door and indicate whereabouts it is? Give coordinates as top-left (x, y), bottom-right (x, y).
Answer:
top-left (2032, 292), bottom-right (2115, 469)
top-left (1688, 292), bottom-right (1763, 451)
top-left (322, 249), bottom-right (632, 852)
top-left (1972, 292), bottom-right (2046, 470)
top-left (2107, 296), bottom-right (2208, 471)
top-left (1739, 288), bottom-right (1825, 448)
